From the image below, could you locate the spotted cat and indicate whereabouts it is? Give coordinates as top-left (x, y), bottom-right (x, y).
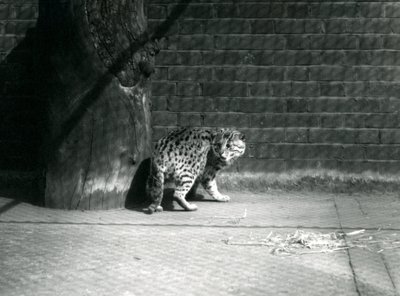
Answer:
top-left (145, 128), bottom-right (246, 214)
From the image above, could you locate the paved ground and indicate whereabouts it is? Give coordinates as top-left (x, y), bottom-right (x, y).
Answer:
top-left (1, 190), bottom-right (400, 296)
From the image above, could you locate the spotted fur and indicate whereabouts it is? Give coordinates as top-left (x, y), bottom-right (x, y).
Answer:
top-left (145, 128), bottom-right (246, 213)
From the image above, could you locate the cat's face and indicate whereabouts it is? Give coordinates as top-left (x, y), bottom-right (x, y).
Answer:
top-left (212, 129), bottom-right (246, 162)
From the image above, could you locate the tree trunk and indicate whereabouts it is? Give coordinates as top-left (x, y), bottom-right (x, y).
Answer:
top-left (37, 0), bottom-right (157, 209)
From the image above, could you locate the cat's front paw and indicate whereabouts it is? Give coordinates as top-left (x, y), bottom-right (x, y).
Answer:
top-left (185, 203), bottom-right (198, 211)
top-left (214, 195), bottom-right (230, 202)
top-left (143, 204), bottom-right (163, 214)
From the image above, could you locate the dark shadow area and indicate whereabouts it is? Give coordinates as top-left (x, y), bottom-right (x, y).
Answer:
top-left (0, 27), bottom-right (46, 206)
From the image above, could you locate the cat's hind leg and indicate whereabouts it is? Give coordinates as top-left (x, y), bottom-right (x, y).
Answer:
top-left (144, 165), bottom-right (165, 214)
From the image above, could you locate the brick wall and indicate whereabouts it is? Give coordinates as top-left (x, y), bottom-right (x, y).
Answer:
top-left (148, 1), bottom-right (400, 175)
top-left (0, 0), bottom-right (39, 171)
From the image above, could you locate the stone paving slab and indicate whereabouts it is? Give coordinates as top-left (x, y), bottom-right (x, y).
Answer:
top-left (1, 224), bottom-right (358, 296)
top-left (1, 191), bottom-right (400, 296)
top-left (0, 192), bottom-right (340, 228)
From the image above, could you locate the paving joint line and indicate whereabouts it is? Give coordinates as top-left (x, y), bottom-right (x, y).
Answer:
top-left (333, 196), bottom-right (362, 296)
top-left (0, 220), bottom-right (400, 232)
top-left (379, 251), bottom-right (400, 296)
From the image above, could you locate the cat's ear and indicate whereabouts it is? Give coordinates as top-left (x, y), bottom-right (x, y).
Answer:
top-left (239, 133), bottom-right (245, 141)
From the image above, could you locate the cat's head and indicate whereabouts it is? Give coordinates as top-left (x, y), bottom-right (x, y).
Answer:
top-left (211, 129), bottom-right (246, 162)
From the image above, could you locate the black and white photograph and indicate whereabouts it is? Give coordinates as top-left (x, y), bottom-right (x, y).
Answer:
top-left (1, 0), bottom-right (400, 295)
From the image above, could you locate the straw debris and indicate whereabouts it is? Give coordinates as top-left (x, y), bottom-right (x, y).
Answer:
top-left (223, 229), bottom-right (400, 255)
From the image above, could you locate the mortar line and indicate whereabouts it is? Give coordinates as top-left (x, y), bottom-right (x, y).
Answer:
top-left (333, 196), bottom-right (362, 296)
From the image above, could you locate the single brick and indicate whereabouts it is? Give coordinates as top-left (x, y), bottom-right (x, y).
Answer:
top-left (168, 67), bottom-right (211, 81)
top-left (359, 3), bottom-right (384, 18)
top-left (357, 129), bottom-right (380, 144)
top-left (385, 4), bottom-right (400, 18)
top-left (239, 128), bottom-right (285, 143)
top-left (203, 51), bottom-right (245, 65)
top-left (344, 51), bottom-right (371, 65)
top-left (360, 36), bottom-right (383, 50)
top-left (320, 51), bottom-right (346, 65)
top-left (365, 145), bottom-right (400, 160)
top-left (390, 19), bottom-right (400, 34)
top-left (250, 114), bottom-right (285, 128)
top-left (177, 82), bottom-right (202, 96)
top-left (203, 113), bottom-right (249, 127)
top-left (0, 36), bottom-right (16, 51)
top-left (167, 96), bottom-right (207, 112)
top-left (214, 67), bottom-right (285, 82)
top-left (310, 35), bottom-right (357, 50)
top-left (215, 35), bottom-right (285, 50)
top-left (152, 111), bottom-right (177, 126)
top-left (383, 36), bottom-right (400, 50)
top-left (205, 20), bottom-right (250, 34)
top-left (286, 144), bottom-right (342, 159)
top-left (152, 82), bottom-right (176, 96)
top-left (271, 82), bottom-right (292, 97)
top-left (155, 51), bottom-right (180, 65)
top-left (275, 20), bottom-right (305, 34)
top-left (309, 128), bottom-right (357, 144)
top-left (178, 113), bottom-right (202, 127)
top-left (250, 83), bottom-right (273, 97)
top-left (178, 20), bottom-right (205, 34)
top-left (237, 98), bottom-right (286, 113)
top-left (348, 19), bottom-right (391, 34)
top-left (291, 82), bottom-right (319, 97)
top-left (380, 97), bottom-right (400, 113)
top-left (15, 4), bottom-right (37, 19)
top-left (238, 3), bottom-right (284, 18)
top-left (237, 158), bottom-right (286, 173)
top-left (179, 52), bottom-right (202, 65)
top-left (320, 114), bottom-right (344, 128)
top-left (286, 4), bottom-right (310, 18)
top-left (305, 20), bottom-right (324, 34)
top-left (254, 143), bottom-right (286, 159)
top-left (170, 36), bottom-right (213, 50)
top-left (286, 98), bottom-right (308, 113)
top-left (251, 20), bottom-right (274, 34)
top-left (369, 82), bottom-right (400, 97)
top-left (202, 82), bottom-right (247, 96)
top-left (310, 66), bottom-right (356, 81)
top-left (150, 96), bottom-right (167, 111)
top-left (168, 4), bottom-right (212, 19)
top-left (342, 145), bottom-right (365, 160)
top-left (310, 3), bottom-right (358, 18)
top-left (344, 82), bottom-right (369, 96)
top-left (285, 128), bottom-right (308, 143)
top-left (381, 130), bottom-right (400, 144)
top-left (324, 20), bottom-right (348, 34)
top-left (286, 67), bottom-right (309, 81)
top-left (357, 66), bottom-right (400, 82)
top-left (286, 36), bottom-right (310, 50)
top-left (320, 83), bottom-right (345, 97)
top-left (0, 5), bottom-right (10, 19)
top-left (369, 51), bottom-right (400, 66)
top-left (364, 114), bottom-right (400, 128)
top-left (214, 4), bottom-right (238, 18)
top-left (285, 114), bottom-right (319, 127)
top-left (286, 159), bottom-right (339, 171)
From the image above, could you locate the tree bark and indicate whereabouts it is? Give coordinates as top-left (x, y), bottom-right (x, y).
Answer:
top-left (37, 0), bottom-right (157, 209)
